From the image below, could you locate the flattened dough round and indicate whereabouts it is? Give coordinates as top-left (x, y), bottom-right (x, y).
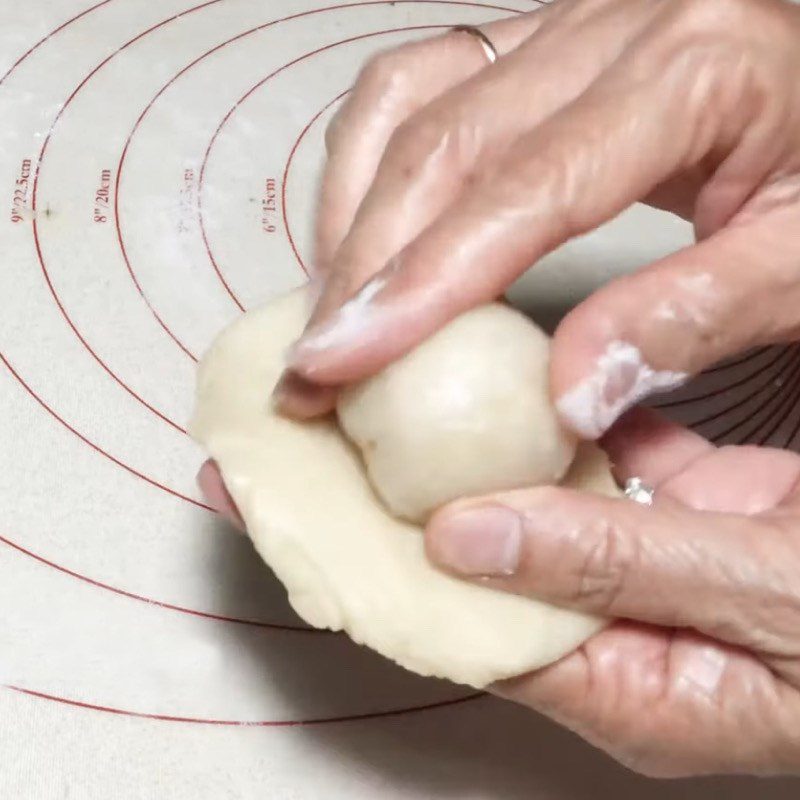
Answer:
top-left (191, 288), bottom-right (618, 688)
top-left (337, 303), bottom-right (577, 523)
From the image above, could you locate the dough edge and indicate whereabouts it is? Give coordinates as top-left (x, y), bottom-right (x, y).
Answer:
top-left (191, 288), bottom-right (617, 688)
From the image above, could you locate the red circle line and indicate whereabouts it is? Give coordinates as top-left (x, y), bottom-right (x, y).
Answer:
top-left (0, 352), bottom-right (356, 630)
top-left (282, 91), bottom-right (351, 273)
top-left (7, 11), bottom-right (516, 513)
top-left (198, 1), bottom-right (524, 309)
top-left (753, 354), bottom-right (800, 447)
top-left (0, 351), bottom-right (209, 510)
top-left (31, 1), bottom-right (234, 435)
top-left (1, 3), bottom-right (203, 520)
top-left (655, 345), bottom-right (795, 410)
top-left (117, 3), bottom-right (521, 350)
top-left (0, 0), bottom-right (116, 88)
top-left (196, 25), bottom-right (448, 308)
top-left (30, 1), bottom-right (524, 439)
top-left (0, 0), bottom-right (291, 633)
top-left (0, 3), bottom-right (523, 635)
top-left (3, 0), bottom-right (797, 729)
top-left (8, 0), bottom-right (796, 595)
top-left (717, 349), bottom-right (800, 447)
top-left (687, 346), bottom-right (798, 430)
top-left (0, 531), bottom-right (316, 632)
top-left (4, 683), bottom-right (482, 727)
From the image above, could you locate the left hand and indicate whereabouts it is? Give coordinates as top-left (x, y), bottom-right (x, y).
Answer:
top-left (425, 409), bottom-right (800, 777)
top-left (196, 408), bottom-right (800, 777)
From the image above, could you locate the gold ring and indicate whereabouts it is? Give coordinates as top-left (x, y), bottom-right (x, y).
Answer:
top-left (451, 25), bottom-right (498, 65)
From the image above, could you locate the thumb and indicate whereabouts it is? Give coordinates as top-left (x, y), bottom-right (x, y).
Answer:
top-left (425, 448), bottom-right (800, 651)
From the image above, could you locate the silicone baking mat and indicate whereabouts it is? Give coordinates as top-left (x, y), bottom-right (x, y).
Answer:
top-left (1, 1), bottom-right (798, 797)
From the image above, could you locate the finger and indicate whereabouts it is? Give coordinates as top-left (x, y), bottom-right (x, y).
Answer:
top-left (314, 0), bottom-right (653, 312)
top-left (602, 405), bottom-right (800, 509)
top-left (595, 409), bottom-right (800, 512)
top-left (425, 465), bottom-right (800, 650)
top-left (494, 624), bottom-right (799, 778)
top-left (280, 13), bottom-right (548, 419)
top-left (551, 207), bottom-right (800, 438)
top-left (659, 444), bottom-right (800, 515)
top-left (284, 23), bottom-right (758, 387)
top-left (277, 0), bottom-right (662, 418)
top-left (493, 621), bottom-right (668, 732)
top-left (315, 11), bottom-right (546, 271)
top-left (271, 371), bottom-right (338, 419)
top-left (197, 460), bottom-right (245, 532)
top-left (601, 407), bottom-right (712, 486)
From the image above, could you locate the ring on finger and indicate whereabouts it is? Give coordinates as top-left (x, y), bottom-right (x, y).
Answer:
top-left (450, 25), bottom-right (499, 65)
top-left (624, 477), bottom-right (655, 506)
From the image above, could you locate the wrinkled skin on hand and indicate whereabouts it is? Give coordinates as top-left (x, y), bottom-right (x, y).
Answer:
top-left (201, 410), bottom-right (800, 777)
top-left (199, 410), bottom-right (800, 778)
top-left (276, 0), bottom-right (800, 437)
top-left (429, 410), bottom-right (800, 777)
top-left (198, 0), bottom-right (800, 777)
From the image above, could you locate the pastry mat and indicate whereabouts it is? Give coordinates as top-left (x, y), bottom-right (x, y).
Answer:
top-left (1, 1), bottom-right (798, 796)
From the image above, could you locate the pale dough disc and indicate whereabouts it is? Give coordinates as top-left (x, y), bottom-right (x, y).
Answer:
top-left (191, 288), bottom-right (618, 688)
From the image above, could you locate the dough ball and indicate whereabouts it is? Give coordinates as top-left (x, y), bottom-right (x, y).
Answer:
top-left (337, 303), bottom-right (578, 522)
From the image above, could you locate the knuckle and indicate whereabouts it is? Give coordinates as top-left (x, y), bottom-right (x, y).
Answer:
top-left (332, 45), bottom-right (417, 155)
top-left (655, 0), bottom-right (783, 64)
top-left (326, 47), bottom-right (410, 151)
top-left (383, 110), bottom-right (478, 183)
top-left (385, 114), bottom-right (448, 175)
top-left (675, 0), bottom-right (756, 27)
top-left (669, 0), bottom-right (794, 48)
top-left (742, 518), bottom-right (800, 637)
top-left (478, 143), bottom-right (584, 244)
top-left (359, 48), bottom-right (408, 94)
top-left (321, 265), bottom-right (363, 306)
top-left (570, 519), bottom-right (638, 612)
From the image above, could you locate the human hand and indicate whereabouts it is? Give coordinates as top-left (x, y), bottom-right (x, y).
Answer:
top-left (197, 407), bottom-right (800, 776)
top-left (274, 8), bottom-right (545, 415)
top-left (277, 0), bottom-right (800, 442)
top-left (424, 409), bottom-right (800, 777)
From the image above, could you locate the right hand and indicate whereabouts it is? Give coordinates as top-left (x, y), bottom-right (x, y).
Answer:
top-left (273, 7), bottom-right (553, 415)
top-left (198, 409), bottom-right (800, 777)
top-left (276, 0), bottom-right (800, 445)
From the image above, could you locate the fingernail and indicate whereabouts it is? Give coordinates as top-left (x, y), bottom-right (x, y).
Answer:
top-left (430, 506), bottom-right (522, 577)
top-left (287, 272), bottom-right (388, 369)
top-left (196, 461), bottom-right (246, 532)
top-left (269, 371), bottom-right (293, 410)
top-left (269, 370), bottom-right (336, 418)
top-left (556, 340), bottom-right (687, 439)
